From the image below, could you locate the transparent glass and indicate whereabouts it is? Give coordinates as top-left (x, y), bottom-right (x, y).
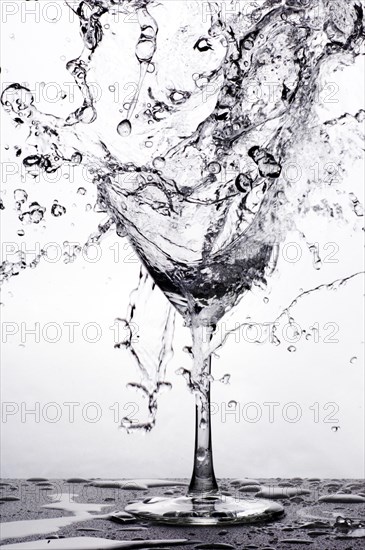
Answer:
top-left (125, 326), bottom-right (284, 525)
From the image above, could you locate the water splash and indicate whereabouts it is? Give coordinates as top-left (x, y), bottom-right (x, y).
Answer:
top-left (1, 0), bottom-right (364, 430)
top-left (115, 267), bottom-right (175, 432)
top-left (0, 215), bottom-right (114, 284)
top-left (209, 271), bottom-right (364, 356)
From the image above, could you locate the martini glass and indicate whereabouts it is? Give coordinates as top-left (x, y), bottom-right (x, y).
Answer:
top-left (102, 155), bottom-right (284, 525)
top-left (89, 0), bottom-right (290, 526)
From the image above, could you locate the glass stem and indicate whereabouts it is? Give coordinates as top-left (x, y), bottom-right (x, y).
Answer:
top-left (188, 325), bottom-right (219, 496)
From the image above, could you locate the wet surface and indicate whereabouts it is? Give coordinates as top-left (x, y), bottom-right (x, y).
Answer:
top-left (1, 479), bottom-right (364, 549)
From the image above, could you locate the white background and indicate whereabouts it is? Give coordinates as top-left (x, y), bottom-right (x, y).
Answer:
top-left (0, 1), bottom-right (364, 480)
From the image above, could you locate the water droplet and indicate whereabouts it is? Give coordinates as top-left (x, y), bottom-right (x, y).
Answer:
top-left (117, 119), bottom-right (132, 137)
top-left (228, 400), bottom-right (238, 408)
top-left (115, 223), bottom-right (126, 238)
top-left (220, 374), bottom-right (231, 384)
top-left (121, 417), bottom-right (132, 430)
top-left (14, 189), bottom-right (28, 204)
top-left (272, 334), bottom-right (281, 346)
top-left (71, 152), bottom-right (82, 165)
top-left (288, 345), bottom-right (296, 353)
top-left (17, 229), bottom-right (25, 237)
top-left (77, 187), bottom-right (87, 195)
top-left (51, 203), bottom-right (66, 217)
top-left (349, 193), bottom-right (364, 216)
top-left (331, 426), bottom-right (340, 432)
top-left (350, 356), bottom-right (357, 365)
top-left (308, 244), bottom-right (322, 270)
top-left (19, 202), bottom-right (46, 224)
top-left (263, 297), bottom-right (269, 304)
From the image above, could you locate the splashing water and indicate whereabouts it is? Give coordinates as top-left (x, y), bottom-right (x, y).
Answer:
top-left (115, 266), bottom-right (175, 432)
top-left (1, 0), bottom-right (364, 429)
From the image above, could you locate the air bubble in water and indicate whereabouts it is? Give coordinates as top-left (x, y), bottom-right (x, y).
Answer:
top-left (77, 187), bottom-right (86, 195)
top-left (153, 157), bottom-right (165, 169)
top-left (288, 345), bottom-right (296, 353)
top-left (170, 90), bottom-right (190, 104)
top-left (136, 39), bottom-right (156, 63)
top-left (331, 426), bottom-right (340, 432)
top-left (350, 356), bottom-right (357, 365)
top-left (199, 418), bottom-right (207, 430)
top-left (241, 36), bottom-right (255, 50)
top-left (197, 447), bottom-right (207, 462)
top-left (208, 162), bottom-right (221, 174)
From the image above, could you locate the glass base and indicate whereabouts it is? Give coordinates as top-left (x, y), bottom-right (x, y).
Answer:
top-left (125, 494), bottom-right (285, 525)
